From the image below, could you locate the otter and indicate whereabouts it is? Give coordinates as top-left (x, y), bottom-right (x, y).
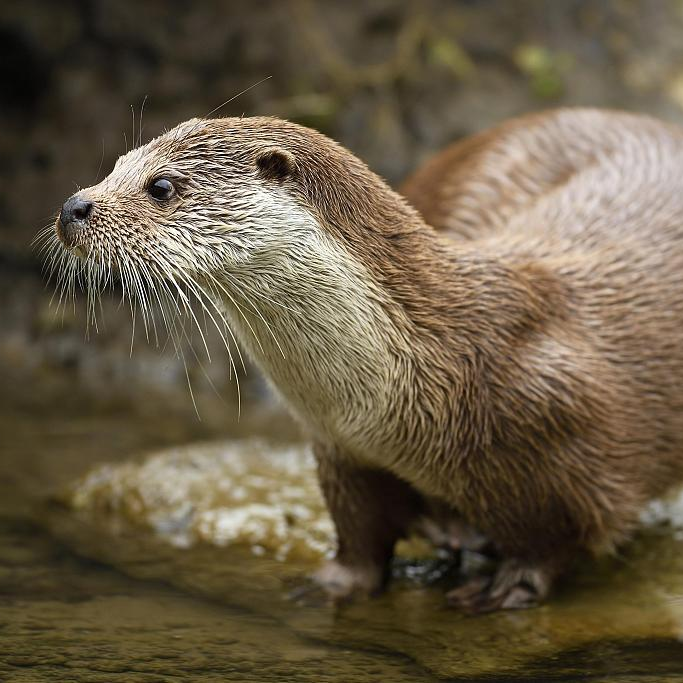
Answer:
top-left (47, 108), bottom-right (683, 612)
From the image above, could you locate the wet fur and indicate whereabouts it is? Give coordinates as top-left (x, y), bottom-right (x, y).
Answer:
top-left (49, 109), bottom-right (683, 611)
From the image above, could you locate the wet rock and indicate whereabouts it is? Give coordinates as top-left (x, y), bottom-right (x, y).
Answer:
top-left (63, 439), bottom-right (334, 563)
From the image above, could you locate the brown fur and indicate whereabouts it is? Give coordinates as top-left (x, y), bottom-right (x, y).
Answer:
top-left (52, 108), bottom-right (683, 612)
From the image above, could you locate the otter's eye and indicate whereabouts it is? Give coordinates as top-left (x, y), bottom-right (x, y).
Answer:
top-left (148, 178), bottom-right (175, 201)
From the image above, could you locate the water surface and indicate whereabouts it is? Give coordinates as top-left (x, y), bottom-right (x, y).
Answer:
top-left (2, 402), bottom-right (683, 682)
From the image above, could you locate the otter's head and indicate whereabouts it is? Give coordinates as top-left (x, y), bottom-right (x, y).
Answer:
top-left (43, 115), bottom-right (419, 334)
top-left (45, 116), bottom-right (416, 314)
top-left (43, 116), bottom-right (373, 338)
top-left (54, 118), bottom-right (338, 282)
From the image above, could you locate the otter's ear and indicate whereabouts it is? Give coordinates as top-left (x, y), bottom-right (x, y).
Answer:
top-left (256, 148), bottom-right (297, 181)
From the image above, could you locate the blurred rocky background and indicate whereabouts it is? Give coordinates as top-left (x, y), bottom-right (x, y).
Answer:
top-left (4, 0), bottom-right (683, 426)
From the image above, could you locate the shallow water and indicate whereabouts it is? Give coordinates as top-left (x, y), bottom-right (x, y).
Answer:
top-left (2, 402), bottom-right (683, 682)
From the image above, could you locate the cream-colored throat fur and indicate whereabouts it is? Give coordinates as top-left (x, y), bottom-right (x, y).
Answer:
top-left (215, 196), bottom-right (405, 451)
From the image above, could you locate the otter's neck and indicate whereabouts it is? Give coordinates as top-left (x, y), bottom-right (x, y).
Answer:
top-left (219, 220), bottom-right (410, 452)
top-left (218, 177), bottom-right (552, 465)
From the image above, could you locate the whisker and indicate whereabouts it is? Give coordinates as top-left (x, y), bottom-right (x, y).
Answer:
top-left (130, 104), bottom-right (136, 151)
top-left (95, 138), bottom-right (106, 183)
top-left (222, 269), bottom-right (298, 314)
top-left (220, 271), bottom-right (287, 359)
top-left (205, 272), bottom-right (265, 355)
top-left (167, 296), bottom-right (231, 413)
top-left (143, 261), bottom-right (233, 418)
top-left (173, 270), bottom-right (244, 416)
top-left (202, 76), bottom-right (272, 120)
top-left (126, 260), bottom-right (152, 342)
top-left (32, 223), bottom-right (57, 249)
top-left (138, 95), bottom-right (148, 147)
top-left (43, 224), bottom-right (250, 420)
top-left (162, 270), bottom-right (214, 363)
top-left (181, 273), bottom-right (246, 371)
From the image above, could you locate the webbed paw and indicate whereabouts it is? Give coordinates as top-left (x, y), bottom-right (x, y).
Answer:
top-left (447, 559), bottom-right (551, 614)
top-left (289, 560), bottom-right (385, 606)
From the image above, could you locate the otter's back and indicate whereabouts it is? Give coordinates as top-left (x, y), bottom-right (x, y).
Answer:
top-left (400, 108), bottom-right (683, 248)
top-left (402, 108), bottom-right (683, 491)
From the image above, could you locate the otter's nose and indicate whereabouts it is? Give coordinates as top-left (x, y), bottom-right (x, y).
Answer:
top-left (58, 196), bottom-right (93, 247)
top-left (60, 196), bottom-right (93, 225)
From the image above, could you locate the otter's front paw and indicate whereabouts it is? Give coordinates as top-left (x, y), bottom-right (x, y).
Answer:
top-left (313, 560), bottom-right (385, 601)
top-left (446, 559), bottom-right (551, 614)
top-left (289, 561), bottom-right (385, 606)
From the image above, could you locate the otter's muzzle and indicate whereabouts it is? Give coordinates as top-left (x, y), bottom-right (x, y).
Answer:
top-left (57, 195), bottom-right (93, 248)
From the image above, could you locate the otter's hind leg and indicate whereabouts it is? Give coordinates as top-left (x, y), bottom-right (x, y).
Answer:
top-left (447, 556), bottom-right (565, 613)
top-left (313, 444), bottom-right (424, 600)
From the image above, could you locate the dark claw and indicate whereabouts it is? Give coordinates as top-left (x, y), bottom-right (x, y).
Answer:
top-left (286, 577), bottom-right (336, 607)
